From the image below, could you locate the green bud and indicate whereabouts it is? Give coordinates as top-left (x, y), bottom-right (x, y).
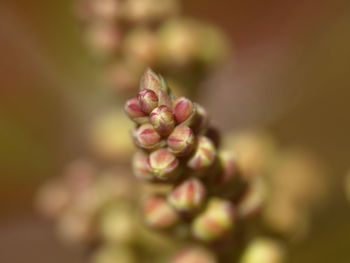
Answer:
top-left (132, 151), bottom-right (154, 181)
top-left (167, 125), bottom-right (195, 157)
top-left (150, 105), bottom-right (176, 136)
top-left (138, 89), bottom-right (159, 114)
top-left (133, 123), bottom-right (163, 151)
top-left (192, 198), bottom-right (235, 242)
top-left (187, 136), bottom-right (216, 173)
top-left (149, 148), bottom-right (180, 180)
top-left (168, 178), bottom-right (206, 212)
top-left (124, 97), bottom-right (148, 124)
top-left (143, 195), bottom-right (179, 229)
top-left (240, 238), bottom-right (286, 263)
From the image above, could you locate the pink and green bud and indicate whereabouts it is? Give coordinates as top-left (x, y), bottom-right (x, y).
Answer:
top-left (140, 69), bottom-right (172, 108)
top-left (149, 148), bottom-right (180, 180)
top-left (150, 105), bottom-right (176, 136)
top-left (192, 198), bottom-right (235, 242)
top-left (173, 97), bottom-right (194, 124)
top-left (171, 246), bottom-right (217, 263)
top-left (213, 152), bottom-right (246, 200)
top-left (205, 126), bottom-right (221, 148)
top-left (143, 195), bottom-right (179, 229)
top-left (187, 136), bottom-right (216, 172)
top-left (138, 89), bottom-right (159, 114)
top-left (133, 123), bottom-right (162, 151)
top-left (216, 152), bottom-right (239, 185)
top-left (168, 178), bottom-right (206, 212)
top-left (132, 151), bottom-right (154, 181)
top-left (174, 101), bottom-right (208, 133)
top-left (237, 177), bottom-right (266, 219)
top-left (124, 97), bottom-right (148, 124)
top-left (167, 125), bottom-right (195, 156)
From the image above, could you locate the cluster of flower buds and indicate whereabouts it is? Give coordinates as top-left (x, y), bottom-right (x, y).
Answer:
top-left (75, 0), bottom-right (228, 95)
top-left (126, 69), bottom-right (272, 251)
top-left (36, 160), bottom-right (139, 244)
top-left (37, 159), bottom-right (179, 262)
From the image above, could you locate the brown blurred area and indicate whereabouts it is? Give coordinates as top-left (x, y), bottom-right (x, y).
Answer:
top-left (1, 0), bottom-right (350, 262)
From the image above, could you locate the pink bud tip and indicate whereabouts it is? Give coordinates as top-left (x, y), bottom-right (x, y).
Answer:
top-left (173, 97), bottom-right (194, 123)
top-left (124, 97), bottom-right (148, 124)
top-left (132, 151), bottom-right (154, 181)
top-left (150, 105), bottom-right (176, 136)
top-left (168, 178), bottom-right (206, 212)
top-left (143, 195), bottom-right (179, 229)
top-left (138, 89), bottom-right (159, 114)
top-left (187, 136), bottom-right (216, 172)
top-left (134, 123), bottom-right (162, 151)
top-left (149, 148), bottom-right (179, 179)
top-left (192, 198), bottom-right (235, 242)
top-left (167, 126), bottom-right (195, 156)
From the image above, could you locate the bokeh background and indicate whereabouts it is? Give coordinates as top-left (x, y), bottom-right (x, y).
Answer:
top-left (1, 0), bottom-right (350, 262)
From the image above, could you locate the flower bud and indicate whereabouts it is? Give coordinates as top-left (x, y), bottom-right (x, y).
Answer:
top-left (124, 97), bottom-right (148, 124)
top-left (140, 69), bottom-right (172, 108)
top-left (140, 68), bottom-right (167, 94)
top-left (237, 177), bottom-right (266, 219)
top-left (174, 102), bottom-right (207, 133)
top-left (213, 152), bottom-right (246, 200)
top-left (240, 238), bottom-right (286, 263)
top-left (123, 28), bottom-right (157, 65)
top-left (149, 149), bottom-right (180, 180)
top-left (143, 195), bottom-right (179, 229)
top-left (133, 123), bottom-right (162, 151)
top-left (173, 97), bottom-right (194, 124)
top-left (132, 151), bottom-right (154, 181)
top-left (85, 22), bottom-right (122, 57)
top-left (192, 198), bottom-right (235, 242)
top-left (187, 136), bottom-right (216, 173)
top-left (167, 125), bottom-right (195, 156)
top-left (137, 89), bottom-right (158, 114)
top-left (171, 246), bottom-right (217, 263)
top-left (99, 205), bottom-right (137, 244)
top-left (150, 105), bottom-right (176, 136)
top-left (168, 178), bottom-right (206, 212)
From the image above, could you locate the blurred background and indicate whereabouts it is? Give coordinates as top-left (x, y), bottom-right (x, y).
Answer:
top-left (1, 0), bottom-right (350, 262)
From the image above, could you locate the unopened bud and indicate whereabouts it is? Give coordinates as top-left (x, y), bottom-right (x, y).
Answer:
top-left (167, 125), bottom-right (195, 156)
top-left (149, 149), bottom-right (180, 180)
top-left (171, 246), bottom-right (217, 263)
top-left (240, 238), bottom-right (286, 263)
top-left (168, 178), bottom-right (206, 212)
top-left (143, 195), bottom-right (179, 229)
top-left (175, 102), bottom-right (207, 133)
top-left (173, 97), bottom-right (194, 124)
top-left (214, 152), bottom-right (246, 200)
top-left (138, 89), bottom-right (158, 114)
top-left (187, 136), bottom-right (216, 172)
top-left (133, 124), bottom-right (162, 151)
top-left (132, 151), bottom-right (154, 181)
top-left (150, 105), bottom-right (176, 136)
top-left (140, 69), bottom-right (172, 108)
top-left (192, 198), bottom-right (235, 242)
top-left (124, 97), bottom-right (148, 124)
top-left (237, 177), bottom-right (266, 219)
